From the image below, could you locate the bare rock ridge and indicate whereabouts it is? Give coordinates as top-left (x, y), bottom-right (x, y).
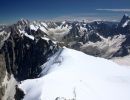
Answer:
top-left (3, 22), bottom-right (58, 81)
top-left (0, 20), bottom-right (59, 99)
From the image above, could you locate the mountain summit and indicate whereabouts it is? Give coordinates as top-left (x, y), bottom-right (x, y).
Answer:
top-left (119, 14), bottom-right (130, 27)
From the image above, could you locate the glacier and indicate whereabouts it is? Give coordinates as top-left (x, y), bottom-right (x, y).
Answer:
top-left (18, 48), bottom-right (130, 100)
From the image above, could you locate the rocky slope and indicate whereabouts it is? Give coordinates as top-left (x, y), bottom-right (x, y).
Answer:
top-left (0, 20), bottom-right (59, 99)
top-left (62, 14), bottom-right (130, 58)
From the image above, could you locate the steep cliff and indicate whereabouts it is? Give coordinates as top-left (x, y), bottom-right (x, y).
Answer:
top-left (0, 21), bottom-right (59, 99)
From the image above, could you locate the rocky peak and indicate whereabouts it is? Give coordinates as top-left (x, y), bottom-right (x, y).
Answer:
top-left (119, 14), bottom-right (130, 27)
top-left (122, 13), bottom-right (129, 20)
top-left (17, 19), bottom-right (29, 27)
top-left (1, 24), bottom-right (59, 81)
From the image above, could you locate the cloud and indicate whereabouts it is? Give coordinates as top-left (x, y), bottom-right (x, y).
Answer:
top-left (96, 9), bottom-right (130, 12)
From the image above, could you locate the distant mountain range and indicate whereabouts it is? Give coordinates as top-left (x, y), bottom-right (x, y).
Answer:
top-left (0, 14), bottom-right (130, 58)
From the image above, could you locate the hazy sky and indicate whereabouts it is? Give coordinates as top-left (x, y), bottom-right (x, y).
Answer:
top-left (0, 0), bottom-right (130, 24)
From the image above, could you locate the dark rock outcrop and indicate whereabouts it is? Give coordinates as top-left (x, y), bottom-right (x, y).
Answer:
top-left (2, 23), bottom-right (58, 81)
top-left (0, 20), bottom-right (59, 99)
top-left (14, 85), bottom-right (25, 100)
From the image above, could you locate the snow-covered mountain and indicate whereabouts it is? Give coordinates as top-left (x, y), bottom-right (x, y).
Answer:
top-left (0, 20), bottom-right (59, 99)
top-left (62, 15), bottom-right (130, 58)
top-left (0, 14), bottom-right (130, 100)
top-left (18, 48), bottom-right (130, 100)
top-left (2, 14), bottom-right (130, 58)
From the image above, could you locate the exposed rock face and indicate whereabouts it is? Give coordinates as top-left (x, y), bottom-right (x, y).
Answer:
top-left (62, 15), bottom-right (130, 58)
top-left (0, 52), bottom-right (7, 99)
top-left (14, 85), bottom-right (25, 100)
top-left (0, 20), bottom-right (58, 99)
top-left (118, 14), bottom-right (130, 28)
top-left (2, 25), bottom-right (58, 81)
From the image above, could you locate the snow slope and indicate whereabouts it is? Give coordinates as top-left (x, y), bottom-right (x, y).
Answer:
top-left (112, 55), bottom-right (130, 67)
top-left (19, 48), bottom-right (130, 100)
top-left (122, 20), bottom-right (130, 27)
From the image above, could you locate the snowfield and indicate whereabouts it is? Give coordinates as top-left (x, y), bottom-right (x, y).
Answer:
top-left (112, 55), bottom-right (130, 67)
top-left (19, 48), bottom-right (130, 100)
